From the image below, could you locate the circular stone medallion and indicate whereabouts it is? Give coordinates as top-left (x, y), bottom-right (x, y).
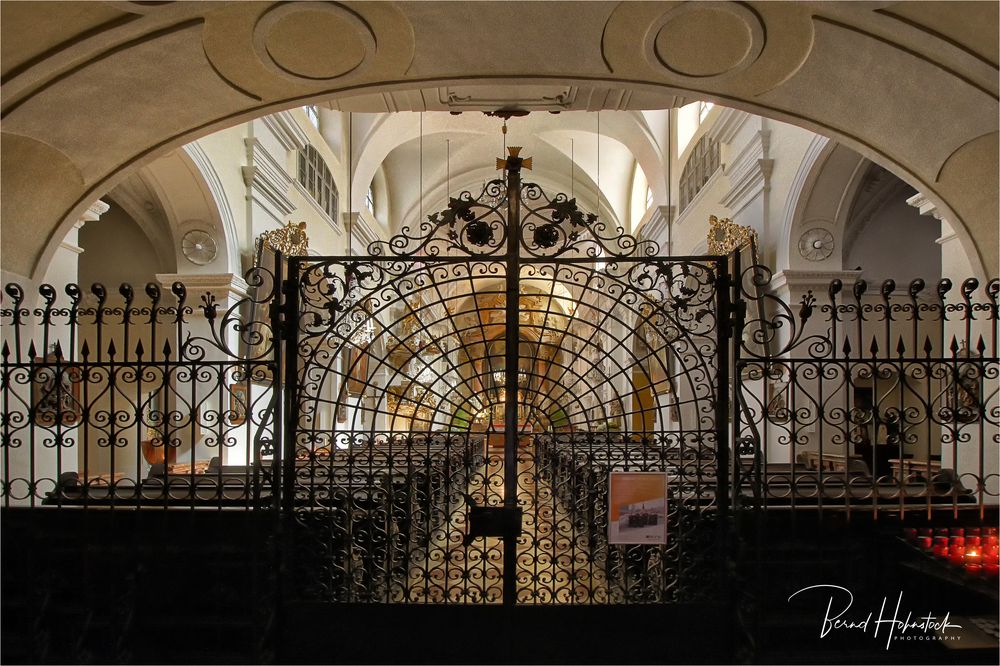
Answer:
top-left (650, 3), bottom-right (763, 79)
top-left (254, 3), bottom-right (374, 81)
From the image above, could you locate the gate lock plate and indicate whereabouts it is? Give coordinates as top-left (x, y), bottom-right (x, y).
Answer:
top-left (462, 494), bottom-right (522, 545)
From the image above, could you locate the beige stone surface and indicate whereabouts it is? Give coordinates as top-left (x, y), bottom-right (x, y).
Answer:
top-left (0, 1), bottom-right (996, 278)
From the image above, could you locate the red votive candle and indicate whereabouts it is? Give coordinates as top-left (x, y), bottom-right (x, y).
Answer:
top-left (967, 527), bottom-right (981, 537)
top-left (918, 536), bottom-right (933, 550)
top-left (935, 528), bottom-right (949, 537)
top-left (986, 535), bottom-right (998, 546)
top-left (965, 563), bottom-right (982, 576)
top-left (949, 547), bottom-right (966, 565)
top-left (984, 563), bottom-right (999, 579)
top-left (950, 536), bottom-right (965, 548)
top-left (967, 536), bottom-right (981, 547)
top-left (902, 528), bottom-right (917, 542)
top-left (950, 527), bottom-right (965, 537)
top-left (985, 527), bottom-right (998, 537)
top-left (934, 536), bottom-right (949, 548)
top-left (918, 527), bottom-right (933, 538)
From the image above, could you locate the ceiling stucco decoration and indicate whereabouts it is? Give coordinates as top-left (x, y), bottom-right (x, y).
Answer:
top-left (252, 2), bottom-right (375, 82)
top-left (201, 2), bottom-right (414, 103)
top-left (648, 2), bottom-right (764, 79)
top-left (601, 1), bottom-right (813, 97)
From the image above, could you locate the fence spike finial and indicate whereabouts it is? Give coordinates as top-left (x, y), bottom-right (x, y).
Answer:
top-left (937, 278), bottom-right (952, 300)
top-left (853, 279), bottom-right (867, 301)
top-left (923, 335), bottom-right (933, 357)
top-left (976, 335), bottom-right (987, 355)
top-left (107, 339), bottom-right (117, 358)
top-left (869, 335), bottom-right (879, 356)
top-left (81, 340), bottom-right (90, 359)
top-left (949, 336), bottom-right (960, 355)
top-left (1, 341), bottom-right (9, 359)
top-left (842, 336), bottom-right (852, 356)
top-left (27, 341), bottom-right (37, 359)
top-left (135, 339), bottom-right (144, 358)
top-left (162, 339), bottom-right (172, 358)
top-left (881, 279), bottom-right (895, 299)
top-left (896, 335), bottom-right (906, 357)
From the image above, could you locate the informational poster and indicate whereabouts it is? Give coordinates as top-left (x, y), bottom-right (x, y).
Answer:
top-left (608, 471), bottom-right (668, 545)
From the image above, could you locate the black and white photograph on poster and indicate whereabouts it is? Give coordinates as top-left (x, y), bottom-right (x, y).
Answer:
top-left (608, 471), bottom-right (668, 545)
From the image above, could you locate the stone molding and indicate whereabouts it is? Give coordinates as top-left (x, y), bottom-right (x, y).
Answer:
top-left (242, 138), bottom-right (295, 218)
top-left (155, 272), bottom-right (250, 303)
top-left (720, 129), bottom-right (771, 215)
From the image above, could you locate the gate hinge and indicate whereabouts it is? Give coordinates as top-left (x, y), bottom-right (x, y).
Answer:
top-left (723, 300), bottom-right (747, 339)
top-left (269, 279), bottom-right (297, 341)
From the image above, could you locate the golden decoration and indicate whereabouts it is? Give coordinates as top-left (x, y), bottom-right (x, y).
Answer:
top-left (259, 221), bottom-right (309, 256)
top-left (707, 215), bottom-right (757, 256)
top-left (496, 146), bottom-right (532, 171)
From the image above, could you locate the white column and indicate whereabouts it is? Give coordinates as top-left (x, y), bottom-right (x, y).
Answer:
top-left (2, 201), bottom-right (109, 503)
top-left (720, 123), bottom-right (773, 262)
top-left (907, 193), bottom-right (998, 502)
top-left (761, 270), bottom-right (861, 465)
top-left (155, 273), bottom-right (251, 468)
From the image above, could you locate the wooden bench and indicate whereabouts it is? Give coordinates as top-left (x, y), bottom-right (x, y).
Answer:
top-left (800, 451), bottom-right (869, 474)
top-left (890, 457), bottom-right (942, 480)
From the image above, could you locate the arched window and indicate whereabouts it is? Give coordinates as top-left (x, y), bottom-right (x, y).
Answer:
top-left (699, 101), bottom-right (714, 123)
top-left (304, 105), bottom-right (320, 129)
top-left (679, 135), bottom-right (720, 211)
top-left (629, 163), bottom-right (650, 230)
top-left (297, 145), bottom-right (338, 221)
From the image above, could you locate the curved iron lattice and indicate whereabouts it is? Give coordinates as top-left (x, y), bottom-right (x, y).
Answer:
top-left (286, 155), bottom-right (729, 605)
top-left (0, 266), bottom-right (281, 509)
top-left (732, 263), bottom-right (999, 518)
top-left (367, 178), bottom-right (659, 260)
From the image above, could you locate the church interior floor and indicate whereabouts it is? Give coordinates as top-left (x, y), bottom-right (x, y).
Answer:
top-left (403, 452), bottom-right (613, 604)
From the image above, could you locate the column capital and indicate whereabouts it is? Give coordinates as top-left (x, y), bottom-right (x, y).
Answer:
top-left (768, 269), bottom-right (863, 294)
top-left (905, 192), bottom-right (944, 221)
top-left (77, 199), bottom-right (110, 228)
top-left (155, 272), bottom-right (250, 305)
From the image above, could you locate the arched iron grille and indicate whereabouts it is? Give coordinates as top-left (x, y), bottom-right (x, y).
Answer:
top-left (284, 150), bottom-right (730, 604)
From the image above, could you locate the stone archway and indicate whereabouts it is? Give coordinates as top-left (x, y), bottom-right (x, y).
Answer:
top-left (1, 1), bottom-right (996, 280)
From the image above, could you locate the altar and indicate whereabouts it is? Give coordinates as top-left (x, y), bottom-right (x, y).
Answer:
top-left (486, 422), bottom-right (534, 451)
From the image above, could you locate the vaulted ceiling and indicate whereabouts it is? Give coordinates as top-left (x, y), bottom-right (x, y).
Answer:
top-left (2, 1), bottom-right (996, 279)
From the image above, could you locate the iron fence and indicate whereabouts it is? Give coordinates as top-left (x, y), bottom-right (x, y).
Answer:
top-left (0, 267), bottom-right (282, 510)
top-left (733, 267), bottom-right (999, 519)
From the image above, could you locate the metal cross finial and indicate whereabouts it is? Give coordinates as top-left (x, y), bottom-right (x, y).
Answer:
top-left (496, 146), bottom-right (532, 172)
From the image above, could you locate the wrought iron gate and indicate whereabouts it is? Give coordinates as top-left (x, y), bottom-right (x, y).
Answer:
top-left (282, 149), bottom-right (733, 604)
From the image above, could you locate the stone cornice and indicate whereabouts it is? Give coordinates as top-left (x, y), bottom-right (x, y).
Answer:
top-left (720, 129), bottom-right (771, 214)
top-left (81, 199), bottom-right (110, 224)
top-left (261, 111), bottom-right (309, 152)
top-left (710, 107), bottom-right (750, 145)
top-left (155, 272), bottom-right (250, 302)
top-left (242, 137), bottom-right (295, 217)
top-left (768, 269), bottom-right (862, 293)
top-left (905, 192), bottom-right (943, 221)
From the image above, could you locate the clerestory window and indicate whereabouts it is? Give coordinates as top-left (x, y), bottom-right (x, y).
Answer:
top-left (678, 135), bottom-right (720, 211)
top-left (298, 145), bottom-right (338, 222)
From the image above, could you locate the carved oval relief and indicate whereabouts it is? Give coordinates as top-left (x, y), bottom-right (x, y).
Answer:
top-left (253, 2), bottom-right (375, 81)
top-left (648, 3), bottom-right (764, 79)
